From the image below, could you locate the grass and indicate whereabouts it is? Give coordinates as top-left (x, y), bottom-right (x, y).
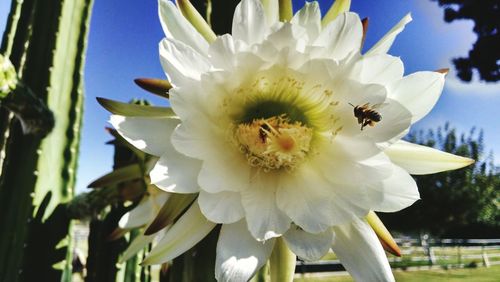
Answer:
top-left (294, 265), bottom-right (500, 282)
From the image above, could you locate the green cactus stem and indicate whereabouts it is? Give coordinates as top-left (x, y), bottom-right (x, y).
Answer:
top-left (0, 54), bottom-right (54, 136)
top-left (20, 192), bottom-right (72, 281)
top-left (0, 81), bottom-right (55, 136)
top-left (85, 205), bottom-right (130, 282)
top-left (0, 0), bottom-right (94, 281)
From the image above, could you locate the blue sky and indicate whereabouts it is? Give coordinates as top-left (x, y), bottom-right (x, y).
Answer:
top-left (1, 0), bottom-right (499, 194)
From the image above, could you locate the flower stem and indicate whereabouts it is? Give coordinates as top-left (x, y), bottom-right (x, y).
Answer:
top-left (269, 237), bottom-right (296, 282)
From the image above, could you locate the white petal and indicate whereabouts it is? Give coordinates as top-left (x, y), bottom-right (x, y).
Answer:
top-left (312, 139), bottom-right (390, 207)
top-left (283, 226), bottom-right (334, 261)
top-left (198, 190), bottom-right (245, 224)
top-left (198, 149), bottom-right (251, 193)
top-left (232, 0), bottom-right (268, 45)
top-left (261, 0), bottom-right (279, 27)
top-left (291, 2), bottom-right (321, 42)
top-left (333, 81), bottom-right (388, 137)
top-left (241, 172), bottom-right (291, 241)
top-left (125, 192), bottom-right (169, 226)
top-left (109, 115), bottom-right (178, 157)
top-left (216, 220), bottom-right (275, 282)
top-left (118, 197), bottom-right (153, 229)
top-left (365, 98), bottom-right (412, 145)
top-left (297, 58), bottom-right (340, 86)
top-left (385, 140), bottom-right (474, 175)
top-left (208, 34), bottom-right (237, 70)
top-left (367, 13), bottom-right (412, 55)
top-left (149, 152), bottom-right (201, 194)
top-left (170, 120), bottom-right (221, 160)
top-left (266, 23), bottom-right (306, 51)
top-left (349, 54), bottom-right (404, 85)
top-left (321, 134), bottom-right (383, 162)
top-left (369, 163), bottom-right (420, 212)
top-left (388, 71), bottom-right (446, 123)
top-left (332, 218), bottom-right (395, 282)
top-left (159, 38), bottom-right (210, 85)
top-left (277, 165), bottom-right (337, 233)
top-left (314, 12), bottom-right (363, 60)
top-left (316, 149), bottom-right (392, 196)
top-left (142, 203), bottom-right (216, 265)
top-left (158, 0), bottom-right (208, 55)
top-left (121, 233), bottom-right (157, 262)
top-left (255, 30), bottom-right (308, 69)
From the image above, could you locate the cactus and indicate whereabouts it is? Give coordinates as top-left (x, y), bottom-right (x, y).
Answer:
top-left (84, 100), bottom-right (151, 282)
top-left (0, 0), bottom-right (94, 280)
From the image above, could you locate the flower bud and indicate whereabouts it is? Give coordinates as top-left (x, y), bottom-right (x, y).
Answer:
top-left (0, 54), bottom-right (17, 98)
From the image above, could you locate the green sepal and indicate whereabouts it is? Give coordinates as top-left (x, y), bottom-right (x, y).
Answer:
top-left (365, 211), bottom-right (401, 257)
top-left (269, 237), bottom-right (295, 282)
top-left (87, 163), bottom-right (143, 188)
top-left (105, 127), bottom-right (148, 161)
top-left (278, 0), bottom-right (293, 22)
top-left (134, 78), bottom-right (171, 98)
top-left (97, 97), bottom-right (175, 117)
top-left (177, 0), bottom-right (217, 43)
top-left (322, 0), bottom-right (351, 27)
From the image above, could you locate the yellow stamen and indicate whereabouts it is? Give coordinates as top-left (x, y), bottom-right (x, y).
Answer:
top-left (235, 116), bottom-right (312, 171)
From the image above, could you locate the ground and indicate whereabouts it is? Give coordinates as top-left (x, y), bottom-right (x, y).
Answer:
top-left (294, 265), bottom-right (500, 281)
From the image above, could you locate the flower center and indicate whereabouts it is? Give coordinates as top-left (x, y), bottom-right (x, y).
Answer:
top-left (235, 115), bottom-right (312, 171)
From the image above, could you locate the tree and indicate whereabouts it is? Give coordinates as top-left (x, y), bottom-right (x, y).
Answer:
top-left (380, 123), bottom-right (500, 237)
top-left (431, 0), bottom-right (500, 82)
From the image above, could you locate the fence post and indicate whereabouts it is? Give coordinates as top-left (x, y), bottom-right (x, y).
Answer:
top-left (482, 245), bottom-right (490, 268)
top-left (421, 234), bottom-right (436, 266)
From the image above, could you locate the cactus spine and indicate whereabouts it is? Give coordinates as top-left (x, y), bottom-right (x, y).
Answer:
top-left (0, 0), bottom-right (93, 280)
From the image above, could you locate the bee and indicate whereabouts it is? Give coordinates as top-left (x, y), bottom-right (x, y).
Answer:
top-left (348, 103), bottom-right (382, 130)
top-left (259, 124), bottom-right (270, 143)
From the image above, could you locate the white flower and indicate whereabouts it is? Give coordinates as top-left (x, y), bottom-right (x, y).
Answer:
top-left (109, 0), bottom-right (474, 281)
top-left (118, 185), bottom-right (169, 230)
top-left (116, 185), bottom-right (170, 262)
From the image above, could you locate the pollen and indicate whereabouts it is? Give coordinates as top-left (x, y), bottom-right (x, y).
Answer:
top-left (235, 115), bottom-right (312, 171)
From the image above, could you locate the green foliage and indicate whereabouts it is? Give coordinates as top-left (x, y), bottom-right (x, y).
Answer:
top-left (380, 123), bottom-right (500, 237)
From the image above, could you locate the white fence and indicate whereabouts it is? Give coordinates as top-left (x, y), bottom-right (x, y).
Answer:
top-left (296, 238), bottom-right (500, 273)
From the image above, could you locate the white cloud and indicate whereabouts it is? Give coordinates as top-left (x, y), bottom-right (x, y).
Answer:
top-left (445, 71), bottom-right (500, 97)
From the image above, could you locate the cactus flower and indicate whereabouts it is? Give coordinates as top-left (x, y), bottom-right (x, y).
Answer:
top-left (109, 0), bottom-right (474, 281)
top-left (0, 54), bottom-right (17, 98)
top-left (118, 185), bottom-right (169, 230)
